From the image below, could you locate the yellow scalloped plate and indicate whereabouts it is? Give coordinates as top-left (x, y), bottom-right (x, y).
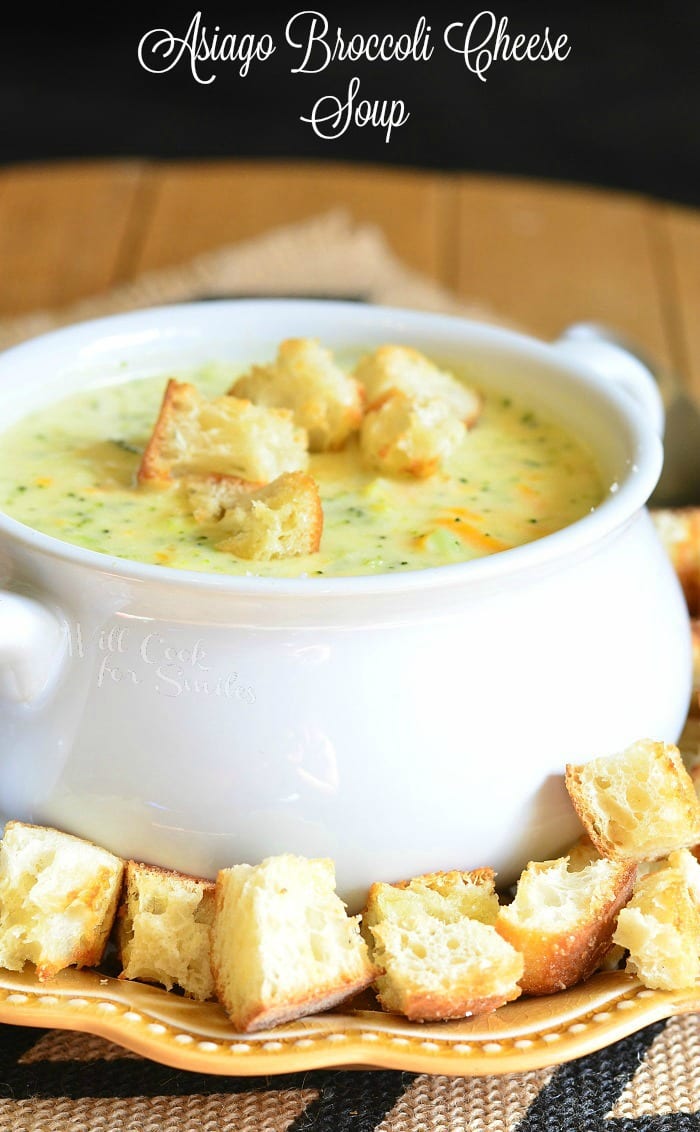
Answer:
top-left (0, 966), bottom-right (698, 1076)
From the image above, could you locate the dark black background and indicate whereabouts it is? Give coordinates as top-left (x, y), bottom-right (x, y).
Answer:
top-left (1, 1), bottom-right (698, 204)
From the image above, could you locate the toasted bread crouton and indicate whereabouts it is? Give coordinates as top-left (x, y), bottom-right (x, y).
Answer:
top-left (137, 379), bottom-right (308, 487)
top-left (117, 862), bottom-right (215, 1001)
top-left (0, 821), bottom-right (123, 980)
top-left (210, 855), bottom-right (376, 1033)
top-left (363, 870), bottom-right (522, 1022)
top-left (230, 338), bottom-right (364, 452)
top-left (613, 849), bottom-right (700, 989)
top-left (565, 740), bottom-right (700, 861)
top-left (495, 856), bottom-right (636, 995)
top-left (652, 507), bottom-right (700, 616)
top-left (186, 471), bottom-right (323, 560)
top-left (360, 390), bottom-right (466, 477)
top-left (353, 345), bottom-right (481, 426)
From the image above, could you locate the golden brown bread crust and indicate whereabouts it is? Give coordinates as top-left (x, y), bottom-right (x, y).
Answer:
top-left (652, 506), bottom-right (700, 616)
top-left (495, 860), bottom-right (636, 996)
top-left (212, 970), bottom-right (376, 1033)
top-left (382, 988), bottom-right (519, 1025)
top-left (137, 378), bottom-right (194, 486)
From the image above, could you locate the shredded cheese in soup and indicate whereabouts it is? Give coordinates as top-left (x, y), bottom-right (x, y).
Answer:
top-left (0, 368), bottom-right (604, 577)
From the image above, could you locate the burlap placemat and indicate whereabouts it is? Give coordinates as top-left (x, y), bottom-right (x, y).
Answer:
top-left (1, 213), bottom-right (698, 1130)
top-left (1, 1015), bottom-right (700, 1131)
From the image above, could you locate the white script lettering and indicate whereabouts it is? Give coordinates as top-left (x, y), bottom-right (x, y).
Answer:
top-left (444, 11), bottom-right (570, 81)
top-left (300, 75), bottom-right (409, 141)
top-left (138, 11), bottom-right (275, 85)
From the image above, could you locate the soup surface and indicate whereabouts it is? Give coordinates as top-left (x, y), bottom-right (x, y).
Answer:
top-left (0, 366), bottom-right (604, 577)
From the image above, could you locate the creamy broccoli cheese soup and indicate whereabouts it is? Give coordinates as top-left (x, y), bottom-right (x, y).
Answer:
top-left (0, 367), bottom-right (604, 577)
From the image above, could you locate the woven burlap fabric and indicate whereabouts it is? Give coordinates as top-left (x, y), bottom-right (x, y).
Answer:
top-left (2, 1017), bottom-right (700, 1130)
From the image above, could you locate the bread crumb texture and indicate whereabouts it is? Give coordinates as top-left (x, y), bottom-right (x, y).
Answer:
top-left (565, 739), bottom-right (700, 860)
top-left (231, 338), bottom-right (364, 452)
top-left (0, 821), bottom-right (123, 980)
top-left (614, 849), bottom-right (700, 989)
top-left (363, 869), bottom-right (523, 1022)
top-left (210, 855), bottom-right (376, 1032)
top-left (117, 861), bottom-right (215, 1000)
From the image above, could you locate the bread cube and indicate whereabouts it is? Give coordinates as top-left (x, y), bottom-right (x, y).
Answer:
top-left (565, 740), bottom-right (700, 860)
top-left (230, 338), bottom-right (363, 452)
top-left (360, 390), bottom-right (466, 477)
top-left (363, 869), bottom-right (523, 1022)
top-left (495, 855), bottom-right (636, 995)
top-left (613, 849), bottom-right (700, 989)
top-left (186, 471), bottom-right (323, 560)
top-left (0, 821), bottom-right (123, 980)
top-left (211, 855), bottom-right (376, 1032)
top-left (117, 862), bottom-right (215, 1001)
top-left (353, 345), bottom-right (481, 425)
top-left (137, 379), bottom-right (308, 486)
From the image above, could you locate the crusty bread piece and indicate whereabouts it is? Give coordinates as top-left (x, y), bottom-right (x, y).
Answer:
top-left (210, 855), bottom-right (377, 1032)
top-left (186, 471), bottom-right (323, 560)
top-left (652, 507), bottom-right (700, 616)
top-left (353, 345), bottom-right (481, 426)
top-left (137, 379), bottom-right (308, 486)
top-left (360, 390), bottom-right (466, 477)
top-left (117, 861), bottom-right (215, 1001)
top-left (363, 869), bottom-right (523, 1022)
top-left (565, 739), bottom-right (700, 861)
top-left (0, 821), bottom-right (123, 980)
top-left (230, 338), bottom-right (364, 452)
top-left (613, 849), bottom-right (700, 989)
top-left (495, 855), bottom-right (636, 995)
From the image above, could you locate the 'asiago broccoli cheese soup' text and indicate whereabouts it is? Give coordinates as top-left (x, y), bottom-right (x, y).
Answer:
top-left (0, 368), bottom-right (604, 577)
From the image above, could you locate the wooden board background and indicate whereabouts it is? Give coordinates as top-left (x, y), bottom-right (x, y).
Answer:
top-left (0, 160), bottom-right (697, 394)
